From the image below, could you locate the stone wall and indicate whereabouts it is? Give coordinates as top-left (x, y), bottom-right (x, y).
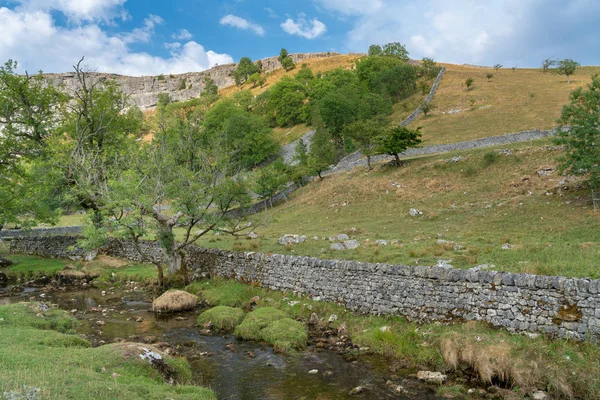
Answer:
top-left (0, 226), bottom-right (82, 238)
top-left (400, 66), bottom-right (446, 127)
top-left (43, 52), bottom-right (338, 110)
top-left (10, 236), bottom-right (600, 341)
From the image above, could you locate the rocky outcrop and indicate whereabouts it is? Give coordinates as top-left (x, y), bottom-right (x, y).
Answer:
top-left (43, 52), bottom-right (339, 110)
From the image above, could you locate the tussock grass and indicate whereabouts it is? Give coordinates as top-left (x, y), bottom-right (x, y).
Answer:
top-left (191, 278), bottom-right (263, 308)
top-left (234, 307), bottom-right (288, 341)
top-left (0, 303), bottom-right (215, 399)
top-left (152, 290), bottom-right (198, 313)
top-left (197, 306), bottom-right (245, 331)
top-left (260, 318), bottom-right (308, 353)
top-left (185, 277), bottom-right (600, 398)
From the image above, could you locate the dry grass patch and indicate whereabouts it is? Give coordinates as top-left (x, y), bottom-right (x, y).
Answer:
top-left (411, 64), bottom-right (600, 144)
top-left (219, 55), bottom-right (360, 98)
top-left (152, 290), bottom-right (198, 313)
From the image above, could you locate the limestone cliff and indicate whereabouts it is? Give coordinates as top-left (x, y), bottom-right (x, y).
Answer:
top-left (43, 52), bottom-right (338, 110)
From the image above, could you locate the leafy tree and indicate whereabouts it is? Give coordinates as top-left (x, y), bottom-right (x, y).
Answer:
top-left (368, 44), bottom-right (383, 57)
top-left (355, 55), bottom-right (404, 90)
top-left (421, 102), bottom-right (435, 116)
top-left (293, 138), bottom-right (309, 166)
top-left (512, 66), bottom-right (517, 72)
top-left (50, 58), bottom-right (143, 225)
top-left (203, 76), bottom-right (219, 95)
top-left (493, 64), bottom-right (503, 71)
top-left (294, 65), bottom-right (315, 86)
top-left (157, 93), bottom-right (171, 108)
top-left (265, 77), bottom-right (309, 127)
top-left (316, 90), bottom-right (357, 151)
top-left (555, 75), bottom-right (600, 187)
top-left (542, 58), bottom-right (557, 73)
top-left (381, 42), bottom-right (410, 62)
top-left (375, 126), bottom-right (422, 165)
top-left (233, 57), bottom-right (259, 86)
top-left (307, 128), bottom-right (337, 179)
top-left (556, 59), bottom-right (580, 83)
top-left (282, 57), bottom-right (296, 72)
top-left (486, 73), bottom-right (494, 81)
top-left (344, 117), bottom-right (387, 169)
top-left (465, 77), bottom-right (474, 91)
top-left (84, 128), bottom-right (252, 286)
top-left (248, 72), bottom-right (261, 88)
top-left (372, 63), bottom-right (417, 103)
top-left (278, 48), bottom-right (289, 63)
top-left (253, 161), bottom-right (289, 209)
top-left (420, 57), bottom-right (440, 78)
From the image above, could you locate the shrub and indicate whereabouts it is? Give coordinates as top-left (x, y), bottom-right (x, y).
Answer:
top-left (483, 151), bottom-right (500, 167)
top-left (234, 307), bottom-right (287, 340)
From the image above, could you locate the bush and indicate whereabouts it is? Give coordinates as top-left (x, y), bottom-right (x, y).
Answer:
top-left (483, 151), bottom-right (500, 167)
top-left (197, 306), bottom-right (245, 331)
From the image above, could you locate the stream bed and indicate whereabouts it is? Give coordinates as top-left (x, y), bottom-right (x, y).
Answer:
top-left (3, 281), bottom-right (444, 399)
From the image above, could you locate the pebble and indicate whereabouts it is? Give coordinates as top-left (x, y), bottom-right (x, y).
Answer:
top-left (308, 369), bottom-right (319, 374)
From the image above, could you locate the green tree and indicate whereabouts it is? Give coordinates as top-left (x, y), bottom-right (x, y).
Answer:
top-left (316, 90), bottom-right (357, 152)
top-left (84, 128), bottom-right (252, 286)
top-left (282, 57), bottom-right (296, 71)
top-left (293, 138), bottom-right (309, 166)
top-left (555, 75), bottom-right (600, 187)
top-left (203, 76), bottom-right (219, 95)
top-left (233, 57), bottom-right (259, 86)
top-left (556, 59), bottom-right (580, 83)
top-left (381, 42), bottom-right (409, 62)
top-left (307, 128), bottom-right (337, 179)
top-left (493, 64), bottom-right (503, 71)
top-left (248, 72), bottom-right (261, 88)
top-left (253, 162), bottom-right (289, 209)
top-left (265, 77), bottom-right (309, 127)
top-left (375, 126), bottom-right (422, 165)
top-left (368, 44), bottom-right (383, 57)
top-left (294, 65), bottom-right (315, 86)
top-left (421, 102), bottom-right (435, 116)
top-left (278, 48), bottom-right (289, 63)
top-left (372, 63), bottom-right (417, 102)
top-left (420, 57), bottom-right (440, 78)
top-left (344, 117), bottom-right (387, 170)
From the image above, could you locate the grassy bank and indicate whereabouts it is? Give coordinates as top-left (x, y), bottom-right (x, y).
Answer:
top-left (0, 251), bottom-right (158, 284)
top-left (191, 139), bottom-right (600, 279)
top-left (412, 65), bottom-right (600, 145)
top-left (186, 278), bottom-right (600, 399)
top-left (0, 303), bottom-right (215, 399)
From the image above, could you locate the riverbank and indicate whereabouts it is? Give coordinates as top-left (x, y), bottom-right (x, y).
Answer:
top-left (2, 253), bottom-right (599, 398)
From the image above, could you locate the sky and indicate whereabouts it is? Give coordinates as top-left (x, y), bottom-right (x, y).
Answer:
top-left (0, 0), bottom-right (598, 76)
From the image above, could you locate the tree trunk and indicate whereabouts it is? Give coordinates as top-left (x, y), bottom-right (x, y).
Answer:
top-left (165, 249), bottom-right (182, 277)
top-left (394, 153), bottom-right (401, 165)
top-left (367, 155), bottom-right (372, 170)
top-left (154, 263), bottom-right (165, 287)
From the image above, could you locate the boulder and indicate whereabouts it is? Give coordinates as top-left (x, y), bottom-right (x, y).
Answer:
top-left (278, 234), bottom-right (307, 245)
top-left (409, 208), bottom-right (423, 217)
top-left (417, 370), bottom-right (447, 384)
top-left (343, 240), bottom-right (360, 250)
top-left (330, 243), bottom-right (345, 251)
top-left (0, 256), bottom-right (13, 268)
top-left (375, 240), bottom-right (388, 246)
top-left (152, 290), bottom-right (198, 313)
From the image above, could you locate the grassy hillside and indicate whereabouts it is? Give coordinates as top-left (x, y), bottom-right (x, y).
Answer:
top-left (191, 139), bottom-right (600, 279)
top-left (411, 65), bottom-right (600, 144)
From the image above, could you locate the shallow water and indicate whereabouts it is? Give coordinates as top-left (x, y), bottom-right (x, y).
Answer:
top-left (5, 284), bottom-right (443, 400)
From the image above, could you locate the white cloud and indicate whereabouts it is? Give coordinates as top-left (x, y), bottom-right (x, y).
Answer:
top-left (172, 29), bottom-right (192, 40)
top-left (219, 14), bottom-right (265, 36)
top-left (281, 16), bottom-right (327, 39)
top-left (0, 6), bottom-right (233, 75)
top-left (16, 0), bottom-right (127, 22)
top-left (264, 7), bottom-right (277, 19)
top-left (121, 14), bottom-right (163, 44)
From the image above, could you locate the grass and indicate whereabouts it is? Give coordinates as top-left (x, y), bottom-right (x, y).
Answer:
top-left (186, 278), bottom-right (600, 398)
top-left (192, 139), bottom-right (600, 279)
top-left (186, 279), bottom-right (263, 308)
top-left (272, 123), bottom-right (312, 146)
top-left (234, 307), bottom-right (288, 341)
top-left (0, 253), bottom-right (158, 283)
top-left (0, 303), bottom-right (215, 399)
top-left (411, 64), bottom-right (600, 145)
top-left (260, 318), bottom-right (308, 353)
top-left (152, 290), bottom-right (198, 313)
top-left (197, 306), bottom-right (245, 331)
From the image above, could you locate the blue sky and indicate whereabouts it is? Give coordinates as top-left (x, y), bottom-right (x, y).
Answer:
top-left (0, 0), bottom-right (598, 75)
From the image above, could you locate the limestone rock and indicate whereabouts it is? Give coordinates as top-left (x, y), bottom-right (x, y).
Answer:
top-left (349, 386), bottom-right (365, 395)
top-left (375, 240), bottom-right (388, 246)
top-left (278, 234), bottom-right (307, 245)
top-left (409, 208), bottom-right (423, 217)
top-left (309, 312), bottom-right (319, 326)
top-left (531, 390), bottom-right (548, 400)
top-left (247, 232), bottom-right (259, 239)
top-left (417, 370), bottom-right (447, 384)
top-left (330, 243), bottom-right (345, 251)
top-left (343, 240), bottom-right (360, 250)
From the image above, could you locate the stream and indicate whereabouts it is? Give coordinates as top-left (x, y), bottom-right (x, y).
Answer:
top-left (2, 281), bottom-right (443, 400)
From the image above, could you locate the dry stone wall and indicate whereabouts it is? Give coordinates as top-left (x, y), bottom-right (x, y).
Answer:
top-left (10, 236), bottom-right (600, 341)
top-left (43, 52), bottom-right (338, 110)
